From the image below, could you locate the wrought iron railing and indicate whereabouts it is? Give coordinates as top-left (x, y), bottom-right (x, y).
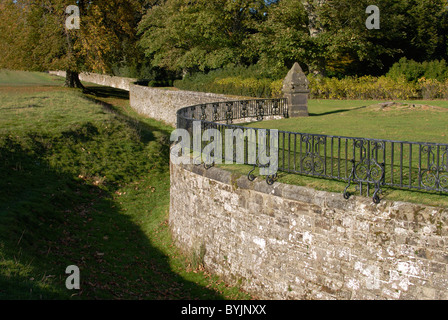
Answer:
top-left (175, 99), bottom-right (448, 203)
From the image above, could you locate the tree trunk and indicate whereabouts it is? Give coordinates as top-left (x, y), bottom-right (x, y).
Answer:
top-left (303, 0), bottom-right (327, 76)
top-left (65, 70), bottom-right (85, 89)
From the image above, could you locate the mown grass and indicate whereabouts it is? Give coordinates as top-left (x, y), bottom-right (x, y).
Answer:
top-left (0, 70), bottom-right (65, 86)
top-left (251, 99), bottom-right (448, 143)
top-left (0, 70), bottom-right (251, 300)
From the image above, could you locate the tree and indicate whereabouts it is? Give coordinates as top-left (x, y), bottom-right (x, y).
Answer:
top-left (251, 0), bottom-right (448, 78)
top-left (0, 0), bottom-right (36, 71)
top-left (138, 0), bottom-right (267, 76)
top-left (249, 0), bottom-right (310, 77)
top-left (0, 0), bottom-right (144, 88)
top-left (249, 0), bottom-right (370, 77)
top-left (309, 0), bottom-right (448, 76)
top-left (404, 0), bottom-right (448, 62)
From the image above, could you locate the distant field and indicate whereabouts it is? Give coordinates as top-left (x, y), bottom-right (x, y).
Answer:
top-left (0, 70), bottom-right (64, 86)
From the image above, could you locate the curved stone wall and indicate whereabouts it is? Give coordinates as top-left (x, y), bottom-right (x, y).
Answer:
top-left (49, 71), bottom-right (137, 91)
top-left (49, 71), bottom-right (236, 127)
top-left (169, 156), bottom-right (448, 300)
top-left (49, 71), bottom-right (448, 300)
top-left (129, 83), bottom-right (233, 126)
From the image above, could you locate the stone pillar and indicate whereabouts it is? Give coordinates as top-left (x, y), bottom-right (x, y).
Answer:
top-left (282, 62), bottom-right (309, 117)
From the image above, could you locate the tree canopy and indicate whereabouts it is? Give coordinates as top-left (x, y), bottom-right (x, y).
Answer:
top-left (138, 0), bottom-right (268, 75)
top-left (1, 0), bottom-right (447, 82)
top-left (138, 0), bottom-right (448, 78)
top-left (0, 0), bottom-right (144, 86)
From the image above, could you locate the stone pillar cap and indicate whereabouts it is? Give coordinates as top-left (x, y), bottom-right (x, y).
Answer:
top-left (282, 62), bottom-right (309, 94)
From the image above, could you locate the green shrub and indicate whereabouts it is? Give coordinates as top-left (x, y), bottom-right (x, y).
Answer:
top-left (174, 64), bottom-right (284, 98)
top-left (387, 57), bottom-right (448, 82)
top-left (270, 79), bottom-right (283, 98)
top-left (417, 77), bottom-right (448, 99)
top-left (148, 79), bottom-right (174, 87)
top-left (308, 74), bottom-right (430, 100)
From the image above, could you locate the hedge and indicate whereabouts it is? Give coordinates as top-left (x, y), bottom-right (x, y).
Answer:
top-left (174, 73), bottom-right (448, 100)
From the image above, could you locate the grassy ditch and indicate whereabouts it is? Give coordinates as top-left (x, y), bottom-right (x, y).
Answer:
top-left (0, 70), bottom-right (251, 300)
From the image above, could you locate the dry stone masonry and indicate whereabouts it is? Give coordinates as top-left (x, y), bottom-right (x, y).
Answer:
top-left (49, 71), bottom-right (136, 91)
top-left (170, 157), bottom-right (448, 300)
top-left (129, 83), bottom-right (234, 126)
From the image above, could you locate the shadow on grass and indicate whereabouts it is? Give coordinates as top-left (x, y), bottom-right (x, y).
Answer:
top-left (84, 86), bottom-right (130, 100)
top-left (309, 105), bottom-right (367, 117)
top-left (82, 85), bottom-right (174, 143)
top-left (0, 131), bottom-right (223, 300)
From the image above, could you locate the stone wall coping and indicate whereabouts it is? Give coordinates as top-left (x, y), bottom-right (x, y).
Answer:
top-left (176, 158), bottom-right (448, 222)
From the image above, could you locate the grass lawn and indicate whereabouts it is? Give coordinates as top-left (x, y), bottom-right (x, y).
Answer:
top-left (251, 99), bottom-right (448, 143)
top-left (0, 70), bottom-right (251, 300)
top-left (220, 99), bottom-right (448, 207)
top-left (0, 70), bottom-right (65, 87)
